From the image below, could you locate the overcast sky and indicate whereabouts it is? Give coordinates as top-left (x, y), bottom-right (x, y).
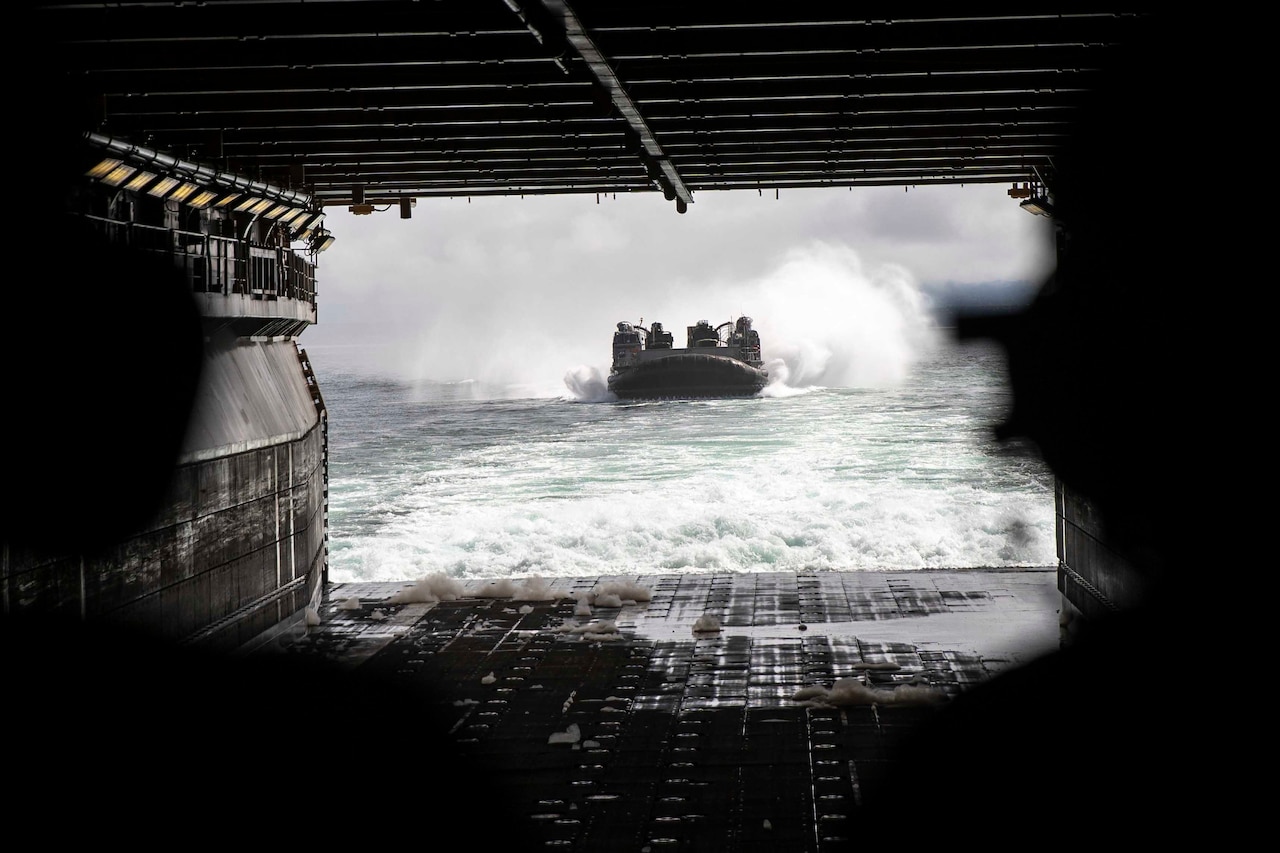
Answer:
top-left (301, 183), bottom-right (1054, 396)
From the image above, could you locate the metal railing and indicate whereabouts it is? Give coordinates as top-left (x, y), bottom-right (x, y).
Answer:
top-left (83, 214), bottom-right (317, 308)
top-left (296, 344), bottom-right (329, 587)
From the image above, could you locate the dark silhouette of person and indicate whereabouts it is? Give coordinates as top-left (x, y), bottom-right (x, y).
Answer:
top-left (3, 40), bottom-right (535, 850)
top-left (856, 12), bottom-right (1248, 833)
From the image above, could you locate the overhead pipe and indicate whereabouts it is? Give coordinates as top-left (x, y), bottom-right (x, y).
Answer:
top-left (529, 0), bottom-right (694, 211)
top-left (85, 131), bottom-right (315, 210)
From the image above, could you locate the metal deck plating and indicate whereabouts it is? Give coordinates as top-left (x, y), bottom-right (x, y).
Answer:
top-left (274, 568), bottom-right (1060, 851)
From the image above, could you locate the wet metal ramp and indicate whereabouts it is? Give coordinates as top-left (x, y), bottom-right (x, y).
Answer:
top-left (276, 569), bottom-right (1059, 851)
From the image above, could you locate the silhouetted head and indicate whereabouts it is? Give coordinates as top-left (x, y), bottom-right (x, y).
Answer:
top-left (958, 13), bottom-right (1234, 586)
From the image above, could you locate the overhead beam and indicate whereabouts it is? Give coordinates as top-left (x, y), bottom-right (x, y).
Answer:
top-left (39, 4), bottom-right (1149, 206)
top-left (532, 0), bottom-right (694, 212)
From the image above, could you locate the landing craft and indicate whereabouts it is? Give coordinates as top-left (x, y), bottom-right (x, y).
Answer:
top-left (607, 317), bottom-right (770, 399)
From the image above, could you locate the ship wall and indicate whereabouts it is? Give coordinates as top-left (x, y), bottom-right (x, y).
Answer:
top-left (1055, 478), bottom-right (1153, 622)
top-left (3, 337), bottom-right (326, 653)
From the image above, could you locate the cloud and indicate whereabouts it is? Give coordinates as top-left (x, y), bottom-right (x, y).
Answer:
top-left (302, 185), bottom-right (1053, 392)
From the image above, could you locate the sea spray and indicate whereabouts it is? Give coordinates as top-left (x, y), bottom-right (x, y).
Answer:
top-left (562, 365), bottom-right (614, 402)
top-left (561, 241), bottom-right (941, 399)
top-left (748, 243), bottom-right (940, 390)
top-left (316, 332), bottom-right (1055, 584)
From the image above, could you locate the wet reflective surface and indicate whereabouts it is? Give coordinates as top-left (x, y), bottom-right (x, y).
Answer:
top-left (278, 569), bottom-right (1058, 851)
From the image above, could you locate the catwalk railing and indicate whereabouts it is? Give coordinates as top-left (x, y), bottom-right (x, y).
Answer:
top-left (82, 214), bottom-right (317, 310)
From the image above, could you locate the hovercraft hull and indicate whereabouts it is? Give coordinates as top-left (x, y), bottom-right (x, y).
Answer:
top-left (608, 353), bottom-right (769, 399)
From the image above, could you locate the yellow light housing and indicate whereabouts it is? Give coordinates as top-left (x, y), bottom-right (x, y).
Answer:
top-left (86, 158), bottom-right (124, 180)
top-left (122, 170), bottom-right (157, 191)
top-left (168, 182), bottom-right (201, 202)
top-left (189, 190), bottom-right (219, 209)
top-left (147, 176), bottom-right (181, 197)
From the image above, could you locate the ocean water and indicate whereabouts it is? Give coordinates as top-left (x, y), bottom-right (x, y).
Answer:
top-left (306, 331), bottom-right (1056, 584)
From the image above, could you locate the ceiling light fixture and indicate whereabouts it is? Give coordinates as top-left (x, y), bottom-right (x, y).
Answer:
top-left (1020, 196), bottom-right (1054, 217)
top-left (310, 227), bottom-right (336, 253)
top-left (147, 176), bottom-right (181, 198)
top-left (122, 170), bottom-right (158, 192)
top-left (189, 190), bottom-right (219, 209)
top-left (167, 182), bottom-right (202, 202)
top-left (86, 158), bottom-right (137, 187)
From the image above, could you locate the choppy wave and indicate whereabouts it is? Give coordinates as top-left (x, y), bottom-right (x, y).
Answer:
top-left (317, 336), bottom-right (1057, 583)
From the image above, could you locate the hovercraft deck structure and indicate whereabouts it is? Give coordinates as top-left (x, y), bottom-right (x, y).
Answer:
top-left (608, 317), bottom-right (769, 399)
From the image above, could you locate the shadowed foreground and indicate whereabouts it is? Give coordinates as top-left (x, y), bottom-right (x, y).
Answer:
top-left (275, 569), bottom-right (1060, 850)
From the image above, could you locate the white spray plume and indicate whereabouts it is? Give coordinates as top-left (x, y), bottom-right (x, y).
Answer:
top-left (752, 242), bottom-right (940, 390)
top-left (562, 365), bottom-right (615, 402)
top-left (560, 241), bottom-right (939, 398)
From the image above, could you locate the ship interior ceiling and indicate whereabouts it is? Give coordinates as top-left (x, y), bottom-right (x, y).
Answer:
top-left (36, 2), bottom-right (1167, 220)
